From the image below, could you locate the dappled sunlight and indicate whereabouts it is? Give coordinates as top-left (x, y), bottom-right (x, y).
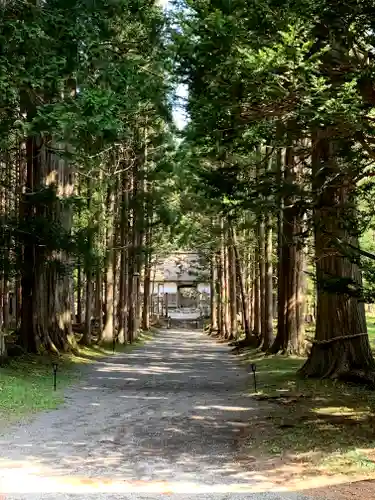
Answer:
top-left (0, 468), bottom-right (289, 494)
top-left (236, 344), bottom-right (375, 490)
top-left (118, 394), bottom-right (169, 400)
top-left (195, 405), bottom-right (253, 412)
top-left (97, 364), bottom-right (191, 375)
top-left (0, 329), bottom-right (278, 495)
top-left (312, 406), bottom-right (370, 418)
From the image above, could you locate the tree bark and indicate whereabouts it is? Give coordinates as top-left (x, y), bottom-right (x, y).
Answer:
top-left (258, 214), bottom-right (266, 342)
top-left (117, 167), bottom-right (129, 343)
top-left (127, 167), bottom-right (136, 344)
top-left (253, 240), bottom-right (261, 339)
top-left (210, 252), bottom-right (218, 333)
top-left (231, 230), bottom-right (251, 339)
top-left (81, 179), bottom-right (93, 346)
top-left (216, 251), bottom-right (223, 336)
top-left (76, 180), bottom-right (83, 325)
top-left (142, 220), bottom-right (152, 331)
top-left (222, 222), bottom-right (230, 338)
top-left (296, 240), bottom-right (306, 344)
top-left (228, 231), bottom-right (237, 339)
top-left (249, 261), bottom-right (255, 333)
top-left (19, 124), bottom-right (39, 352)
top-left (76, 262), bottom-right (83, 324)
top-left (112, 176), bottom-right (122, 340)
top-left (263, 209), bottom-right (273, 350)
top-left (300, 131), bottom-right (375, 382)
top-left (95, 268), bottom-right (103, 338)
top-left (270, 147), bottom-right (304, 354)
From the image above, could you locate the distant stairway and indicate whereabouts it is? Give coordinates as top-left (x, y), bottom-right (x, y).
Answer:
top-left (168, 308), bottom-right (204, 329)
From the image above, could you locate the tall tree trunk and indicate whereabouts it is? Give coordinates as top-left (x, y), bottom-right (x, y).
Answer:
top-left (253, 241), bottom-right (261, 339)
top-left (127, 168), bottom-right (136, 344)
top-left (19, 123), bottom-right (39, 352)
top-left (258, 215), bottom-right (266, 342)
top-left (3, 272), bottom-right (9, 332)
top-left (141, 220), bottom-right (152, 331)
top-left (150, 263), bottom-right (156, 316)
top-left (231, 230), bottom-right (251, 340)
top-left (270, 147), bottom-right (304, 354)
top-left (3, 155), bottom-right (10, 332)
top-left (15, 139), bottom-right (26, 331)
top-left (101, 182), bottom-right (115, 343)
top-left (216, 251), bottom-right (223, 336)
top-left (296, 240), bottom-right (306, 345)
top-left (20, 127), bottom-right (74, 352)
top-left (83, 275), bottom-right (93, 345)
top-left (95, 268), bottom-right (103, 338)
top-left (222, 222), bottom-right (230, 338)
top-left (20, 130), bottom-right (55, 351)
top-left (76, 178), bottom-right (83, 325)
top-left (113, 176), bottom-right (122, 340)
top-left (76, 262), bottom-right (83, 324)
top-left (139, 119), bottom-right (149, 332)
top-left (142, 255), bottom-right (151, 331)
top-left (118, 167), bottom-right (129, 343)
top-left (135, 231), bottom-right (143, 337)
top-left (81, 179), bottom-right (93, 346)
top-left (210, 252), bottom-right (218, 334)
top-left (52, 134), bottom-right (75, 351)
top-left (228, 230), bottom-right (237, 339)
top-left (300, 132), bottom-right (375, 382)
top-left (249, 261), bottom-right (255, 333)
top-left (262, 150), bottom-right (274, 351)
top-left (263, 209), bottom-right (273, 350)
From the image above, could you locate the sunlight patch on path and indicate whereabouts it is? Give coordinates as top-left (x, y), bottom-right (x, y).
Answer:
top-left (0, 468), bottom-right (288, 494)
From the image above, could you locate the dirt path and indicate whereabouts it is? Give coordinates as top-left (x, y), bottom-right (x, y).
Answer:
top-left (0, 329), bottom-right (319, 499)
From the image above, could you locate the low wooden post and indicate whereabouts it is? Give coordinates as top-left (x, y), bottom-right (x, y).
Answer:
top-left (0, 331), bottom-right (6, 360)
top-left (157, 284), bottom-right (161, 316)
top-left (165, 292), bottom-right (169, 318)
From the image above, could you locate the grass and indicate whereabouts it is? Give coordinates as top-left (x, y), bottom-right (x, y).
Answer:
top-left (0, 329), bottom-right (156, 430)
top-left (0, 354), bottom-right (78, 429)
top-left (76, 329), bottom-right (155, 360)
top-left (367, 314), bottom-right (375, 345)
top-left (239, 314), bottom-right (375, 479)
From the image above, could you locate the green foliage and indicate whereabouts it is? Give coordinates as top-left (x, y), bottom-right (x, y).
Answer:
top-left (169, 0), bottom-right (375, 281)
top-left (0, 0), bottom-right (178, 290)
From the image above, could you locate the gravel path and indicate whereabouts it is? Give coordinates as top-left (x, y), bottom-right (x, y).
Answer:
top-left (0, 329), bottom-right (318, 500)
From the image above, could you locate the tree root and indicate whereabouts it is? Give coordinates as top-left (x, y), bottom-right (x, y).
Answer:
top-left (229, 337), bottom-right (258, 348)
top-left (337, 370), bottom-right (375, 388)
top-left (230, 336), bottom-right (261, 353)
top-left (299, 336), bottom-right (375, 387)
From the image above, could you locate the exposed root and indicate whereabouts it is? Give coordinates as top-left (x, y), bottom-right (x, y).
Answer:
top-left (337, 370), bottom-right (375, 388)
top-left (230, 336), bottom-right (261, 354)
top-left (299, 339), bottom-right (375, 388)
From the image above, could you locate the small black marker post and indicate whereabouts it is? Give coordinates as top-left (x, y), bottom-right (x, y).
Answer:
top-left (52, 362), bottom-right (58, 391)
top-left (250, 363), bottom-right (257, 392)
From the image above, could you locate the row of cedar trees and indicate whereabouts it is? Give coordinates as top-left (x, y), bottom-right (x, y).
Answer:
top-left (208, 142), bottom-right (375, 382)
top-left (0, 0), bottom-right (171, 356)
top-left (0, 135), bottom-right (160, 354)
top-left (76, 155), bottom-right (155, 349)
top-left (209, 148), bottom-right (306, 355)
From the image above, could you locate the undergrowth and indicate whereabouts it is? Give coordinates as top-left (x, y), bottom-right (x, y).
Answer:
top-left (0, 329), bottom-right (155, 430)
top-left (238, 315), bottom-right (375, 477)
